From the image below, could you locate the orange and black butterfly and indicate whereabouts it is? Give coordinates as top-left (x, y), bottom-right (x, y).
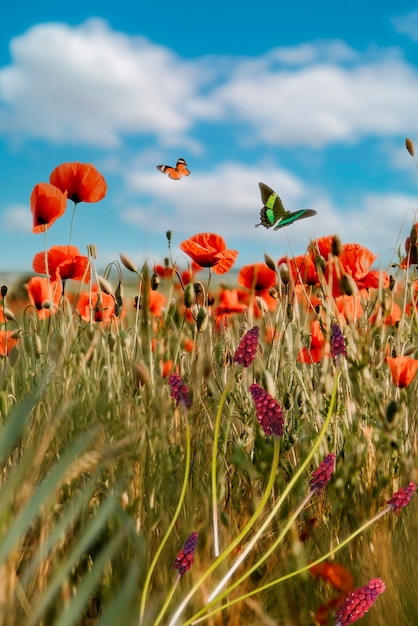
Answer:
top-left (156, 158), bottom-right (190, 180)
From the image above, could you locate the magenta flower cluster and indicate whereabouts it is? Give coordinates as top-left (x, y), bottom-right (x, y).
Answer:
top-left (309, 454), bottom-right (335, 493)
top-left (167, 373), bottom-right (192, 407)
top-left (249, 383), bottom-right (284, 437)
top-left (173, 531), bottom-right (198, 577)
top-left (331, 324), bottom-right (347, 360)
top-left (334, 578), bottom-right (385, 625)
top-left (234, 326), bottom-right (259, 367)
top-left (387, 481), bottom-right (417, 514)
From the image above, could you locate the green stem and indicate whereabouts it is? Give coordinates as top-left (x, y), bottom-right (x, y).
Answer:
top-left (151, 577), bottom-right (180, 626)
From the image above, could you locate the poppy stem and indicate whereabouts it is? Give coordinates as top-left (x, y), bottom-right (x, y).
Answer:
top-left (69, 202), bottom-right (77, 246)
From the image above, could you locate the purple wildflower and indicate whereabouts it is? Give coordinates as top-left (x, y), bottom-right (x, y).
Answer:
top-left (387, 482), bottom-right (417, 515)
top-left (309, 454), bottom-right (335, 493)
top-left (331, 324), bottom-right (347, 360)
top-left (173, 531), bottom-right (198, 577)
top-left (167, 373), bottom-right (191, 407)
top-left (334, 578), bottom-right (385, 625)
top-left (249, 383), bottom-right (283, 437)
top-left (234, 326), bottom-right (259, 367)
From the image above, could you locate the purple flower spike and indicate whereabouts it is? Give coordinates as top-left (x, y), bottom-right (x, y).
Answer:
top-left (234, 326), bottom-right (259, 367)
top-left (387, 482), bottom-right (417, 515)
top-left (309, 454), bottom-right (335, 493)
top-left (334, 578), bottom-right (385, 625)
top-left (249, 383), bottom-right (283, 437)
top-left (168, 373), bottom-right (191, 407)
top-left (331, 324), bottom-right (347, 360)
top-left (173, 531), bottom-right (198, 577)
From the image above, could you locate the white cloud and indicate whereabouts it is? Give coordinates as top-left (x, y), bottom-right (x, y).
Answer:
top-left (0, 19), bottom-right (209, 147)
top-left (2, 205), bottom-right (32, 233)
top-left (392, 10), bottom-right (418, 41)
top-left (209, 55), bottom-right (418, 147)
top-left (1, 21), bottom-right (418, 150)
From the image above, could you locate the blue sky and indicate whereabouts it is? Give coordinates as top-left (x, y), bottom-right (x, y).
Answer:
top-left (1, 1), bottom-right (418, 275)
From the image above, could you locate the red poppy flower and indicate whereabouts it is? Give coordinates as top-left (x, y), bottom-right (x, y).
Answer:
top-left (214, 288), bottom-right (248, 330)
top-left (334, 295), bottom-right (363, 322)
top-left (310, 561), bottom-right (354, 593)
top-left (278, 254), bottom-right (318, 286)
top-left (31, 183), bottom-right (67, 233)
top-left (286, 237), bottom-right (388, 298)
top-left (297, 319), bottom-right (327, 363)
top-left (148, 289), bottom-right (167, 317)
top-left (238, 263), bottom-right (276, 292)
top-left (32, 245), bottom-right (90, 283)
top-left (179, 233), bottom-right (238, 275)
top-left (386, 356), bottom-right (418, 388)
top-left (76, 285), bottom-right (117, 322)
top-left (49, 162), bottom-right (107, 204)
top-left (27, 276), bottom-right (63, 317)
top-left (0, 331), bottom-right (19, 356)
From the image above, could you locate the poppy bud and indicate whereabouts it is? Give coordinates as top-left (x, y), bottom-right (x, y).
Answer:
top-left (264, 253), bottom-right (277, 272)
top-left (331, 235), bottom-right (343, 256)
top-left (196, 307), bottom-right (208, 333)
top-left (120, 253), bottom-right (138, 273)
top-left (166, 230), bottom-right (173, 243)
top-left (339, 273), bottom-right (358, 296)
top-left (279, 264), bottom-right (290, 285)
top-left (107, 332), bottom-right (116, 352)
top-left (9, 345), bottom-right (19, 368)
top-left (150, 272), bottom-right (160, 291)
top-left (405, 137), bottom-right (415, 156)
top-left (184, 283), bottom-right (194, 308)
top-left (1, 285), bottom-right (8, 298)
top-left (98, 276), bottom-right (114, 296)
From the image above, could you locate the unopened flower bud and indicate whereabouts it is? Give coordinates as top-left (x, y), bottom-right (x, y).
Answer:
top-left (264, 253), bottom-right (277, 272)
top-left (150, 272), bottom-right (160, 291)
top-left (196, 307), bottom-right (208, 333)
top-left (120, 253), bottom-right (138, 273)
top-left (184, 283), bottom-right (194, 308)
top-left (339, 274), bottom-right (358, 296)
top-left (331, 235), bottom-right (343, 256)
top-left (406, 137), bottom-right (415, 156)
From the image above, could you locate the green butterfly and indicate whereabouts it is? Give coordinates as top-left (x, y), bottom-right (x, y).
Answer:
top-left (255, 182), bottom-right (317, 230)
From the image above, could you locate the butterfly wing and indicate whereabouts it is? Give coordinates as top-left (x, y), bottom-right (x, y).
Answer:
top-left (273, 209), bottom-right (317, 230)
top-left (175, 158), bottom-right (190, 177)
top-left (255, 182), bottom-right (287, 228)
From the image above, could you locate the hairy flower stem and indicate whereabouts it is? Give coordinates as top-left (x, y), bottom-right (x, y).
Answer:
top-left (139, 399), bottom-right (191, 626)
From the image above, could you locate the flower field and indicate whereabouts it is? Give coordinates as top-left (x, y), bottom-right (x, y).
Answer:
top-left (0, 151), bottom-right (417, 626)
